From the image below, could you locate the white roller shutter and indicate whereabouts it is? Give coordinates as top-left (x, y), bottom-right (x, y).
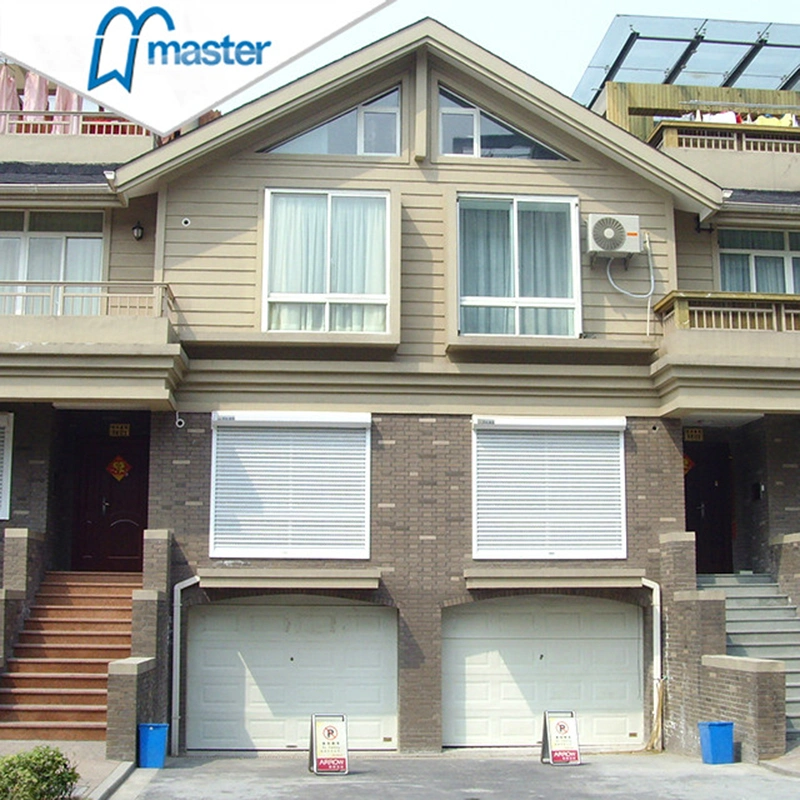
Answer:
top-left (211, 412), bottom-right (370, 558)
top-left (186, 603), bottom-right (397, 750)
top-left (442, 596), bottom-right (643, 748)
top-left (473, 417), bottom-right (626, 559)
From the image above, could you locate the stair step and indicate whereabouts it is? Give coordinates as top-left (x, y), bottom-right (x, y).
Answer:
top-left (713, 584), bottom-right (784, 598)
top-left (0, 673), bottom-right (108, 690)
top-left (24, 618), bottom-right (132, 633)
top-left (698, 573), bottom-right (776, 586)
top-left (29, 605), bottom-right (132, 621)
top-left (6, 658), bottom-right (115, 674)
top-left (37, 584), bottom-right (137, 598)
top-left (32, 594), bottom-right (134, 608)
top-left (726, 595), bottom-right (794, 608)
top-left (12, 644), bottom-right (130, 660)
top-left (0, 688), bottom-right (106, 705)
top-left (727, 607), bottom-right (799, 622)
top-left (18, 631), bottom-right (131, 646)
top-left (43, 571), bottom-right (141, 585)
top-left (0, 704), bottom-right (106, 723)
top-left (0, 721), bottom-right (106, 741)
top-left (728, 630), bottom-right (800, 645)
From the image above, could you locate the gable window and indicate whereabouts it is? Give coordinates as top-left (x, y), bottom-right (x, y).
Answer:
top-left (473, 417), bottom-right (627, 560)
top-left (439, 88), bottom-right (566, 160)
top-left (0, 413), bottom-right (13, 520)
top-left (458, 195), bottom-right (580, 336)
top-left (264, 189), bottom-right (389, 333)
top-left (210, 412), bottom-right (371, 559)
top-left (719, 229), bottom-right (800, 294)
top-left (266, 88), bottom-right (400, 156)
top-left (0, 211), bottom-right (104, 315)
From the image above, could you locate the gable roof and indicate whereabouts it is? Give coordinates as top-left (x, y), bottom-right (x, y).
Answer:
top-left (110, 18), bottom-right (723, 219)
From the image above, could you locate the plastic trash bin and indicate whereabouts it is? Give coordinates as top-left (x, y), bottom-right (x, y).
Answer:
top-left (138, 723), bottom-right (169, 768)
top-left (698, 721), bottom-right (734, 764)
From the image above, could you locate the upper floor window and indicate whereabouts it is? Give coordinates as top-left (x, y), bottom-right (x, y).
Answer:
top-left (0, 210), bottom-right (104, 314)
top-left (266, 88), bottom-right (400, 156)
top-left (719, 229), bottom-right (800, 294)
top-left (458, 195), bottom-right (580, 337)
top-left (264, 189), bottom-right (389, 333)
top-left (439, 88), bottom-right (566, 160)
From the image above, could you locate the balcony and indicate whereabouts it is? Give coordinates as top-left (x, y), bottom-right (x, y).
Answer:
top-left (0, 110), bottom-right (154, 162)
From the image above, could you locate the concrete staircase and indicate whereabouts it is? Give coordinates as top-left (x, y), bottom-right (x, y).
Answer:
top-left (0, 571), bottom-right (140, 740)
top-left (697, 573), bottom-right (800, 740)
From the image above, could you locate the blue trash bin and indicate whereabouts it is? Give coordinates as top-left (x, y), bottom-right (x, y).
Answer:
top-left (698, 721), bottom-right (734, 764)
top-left (138, 723), bottom-right (169, 768)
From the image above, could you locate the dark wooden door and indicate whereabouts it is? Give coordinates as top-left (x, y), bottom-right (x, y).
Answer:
top-left (72, 435), bottom-right (149, 572)
top-left (684, 441), bottom-right (734, 574)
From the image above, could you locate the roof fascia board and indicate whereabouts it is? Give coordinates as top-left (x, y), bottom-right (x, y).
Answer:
top-left (113, 18), bottom-right (722, 217)
top-left (0, 184), bottom-right (124, 208)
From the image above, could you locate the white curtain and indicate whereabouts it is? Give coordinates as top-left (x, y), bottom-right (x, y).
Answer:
top-left (0, 238), bottom-right (21, 314)
top-left (64, 238), bottom-right (103, 314)
top-left (54, 84), bottom-right (82, 135)
top-left (330, 195), bottom-right (386, 332)
top-left (0, 64), bottom-right (20, 135)
top-left (720, 253), bottom-right (750, 291)
top-left (268, 193), bottom-right (327, 330)
top-left (755, 256), bottom-right (785, 293)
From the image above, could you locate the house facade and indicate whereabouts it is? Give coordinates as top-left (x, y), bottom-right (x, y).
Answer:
top-left (0, 17), bottom-right (797, 760)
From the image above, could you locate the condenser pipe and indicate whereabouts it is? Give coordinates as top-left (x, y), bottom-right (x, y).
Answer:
top-left (171, 575), bottom-right (200, 756)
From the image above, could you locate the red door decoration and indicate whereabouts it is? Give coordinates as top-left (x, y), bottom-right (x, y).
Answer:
top-left (106, 454), bottom-right (133, 482)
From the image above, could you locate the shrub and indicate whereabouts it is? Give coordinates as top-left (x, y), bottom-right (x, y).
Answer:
top-left (0, 745), bottom-right (79, 800)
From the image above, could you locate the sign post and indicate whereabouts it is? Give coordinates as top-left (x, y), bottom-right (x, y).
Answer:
top-left (309, 714), bottom-right (349, 775)
top-left (541, 711), bottom-right (581, 765)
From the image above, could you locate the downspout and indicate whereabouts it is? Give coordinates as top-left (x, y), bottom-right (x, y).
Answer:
top-left (171, 575), bottom-right (200, 756)
top-left (641, 577), bottom-right (664, 750)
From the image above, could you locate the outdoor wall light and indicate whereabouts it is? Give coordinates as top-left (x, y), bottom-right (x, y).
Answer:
top-left (131, 221), bottom-right (144, 241)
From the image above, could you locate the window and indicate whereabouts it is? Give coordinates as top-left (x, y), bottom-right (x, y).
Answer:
top-left (439, 88), bottom-right (566, 160)
top-left (473, 417), bottom-right (627, 560)
top-left (0, 211), bottom-right (104, 315)
top-left (458, 195), bottom-right (580, 336)
top-left (266, 88), bottom-right (400, 156)
top-left (0, 413), bottom-right (13, 520)
top-left (719, 229), bottom-right (800, 293)
top-left (264, 189), bottom-right (389, 333)
top-left (210, 412), bottom-right (371, 559)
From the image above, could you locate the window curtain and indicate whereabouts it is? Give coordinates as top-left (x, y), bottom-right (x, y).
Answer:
top-left (0, 64), bottom-right (20, 135)
top-left (330, 195), bottom-right (386, 332)
top-left (268, 193), bottom-right (327, 330)
top-left (720, 253), bottom-right (750, 292)
top-left (64, 238), bottom-right (103, 314)
top-left (0, 238), bottom-right (21, 314)
top-left (754, 256), bottom-right (785, 293)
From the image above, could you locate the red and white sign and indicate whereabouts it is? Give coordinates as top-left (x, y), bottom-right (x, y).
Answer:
top-left (0, 1), bottom-right (396, 135)
top-left (541, 711), bottom-right (581, 765)
top-left (310, 714), bottom-right (349, 775)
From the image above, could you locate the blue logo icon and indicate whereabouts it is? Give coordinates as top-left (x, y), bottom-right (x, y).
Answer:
top-left (88, 6), bottom-right (175, 92)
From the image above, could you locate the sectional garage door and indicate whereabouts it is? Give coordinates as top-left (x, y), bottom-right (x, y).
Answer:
top-left (186, 602), bottom-right (397, 750)
top-left (442, 596), bottom-right (643, 748)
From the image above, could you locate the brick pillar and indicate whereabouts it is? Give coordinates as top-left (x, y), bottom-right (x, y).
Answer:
top-left (106, 657), bottom-right (158, 762)
top-left (772, 532), bottom-right (800, 608)
top-left (0, 528), bottom-right (45, 668)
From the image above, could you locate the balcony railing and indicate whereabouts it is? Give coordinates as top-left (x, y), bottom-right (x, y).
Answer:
top-left (0, 110), bottom-right (149, 137)
top-left (0, 282), bottom-right (175, 321)
top-left (655, 291), bottom-right (800, 333)
top-left (649, 121), bottom-right (800, 154)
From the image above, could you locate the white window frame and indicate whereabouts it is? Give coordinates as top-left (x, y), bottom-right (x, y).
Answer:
top-left (209, 411), bottom-right (371, 559)
top-left (457, 194), bottom-right (582, 337)
top-left (472, 416), bottom-right (627, 560)
top-left (718, 229), bottom-right (800, 294)
top-left (0, 413), bottom-right (13, 520)
top-left (263, 188), bottom-right (391, 334)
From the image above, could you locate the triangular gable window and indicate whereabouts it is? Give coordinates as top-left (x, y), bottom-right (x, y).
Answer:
top-left (264, 88), bottom-right (400, 156)
top-left (439, 87), bottom-right (566, 160)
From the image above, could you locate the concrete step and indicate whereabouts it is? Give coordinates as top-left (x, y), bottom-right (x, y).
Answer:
top-left (728, 630), bottom-right (800, 646)
top-left (725, 595), bottom-right (795, 608)
top-left (727, 645), bottom-right (800, 669)
top-left (0, 672), bottom-right (107, 691)
top-left (0, 721), bottom-right (106, 741)
top-left (727, 607), bottom-right (799, 622)
top-left (0, 687), bottom-right (107, 705)
top-left (698, 573), bottom-right (776, 586)
top-left (712, 584), bottom-right (784, 598)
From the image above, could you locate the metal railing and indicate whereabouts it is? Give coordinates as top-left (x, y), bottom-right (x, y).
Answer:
top-left (0, 282), bottom-right (175, 320)
top-left (0, 110), bottom-right (149, 137)
top-left (655, 291), bottom-right (800, 333)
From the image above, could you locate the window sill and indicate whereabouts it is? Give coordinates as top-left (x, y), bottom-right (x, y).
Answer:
top-left (198, 567), bottom-right (381, 590)
top-left (181, 329), bottom-right (400, 349)
top-left (464, 567), bottom-right (645, 590)
top-left (447, 334), bottom-right (657, 354)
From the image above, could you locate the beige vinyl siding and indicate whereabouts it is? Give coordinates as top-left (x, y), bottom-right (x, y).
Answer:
top-left (159, 65), bottom-right (676, 357)
top-left (675, 210), bottom-right (716, 292)
top-left (108, 195), bottom-right (157, 283)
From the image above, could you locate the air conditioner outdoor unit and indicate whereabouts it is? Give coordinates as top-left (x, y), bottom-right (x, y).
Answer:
top-left (587, 214), bottom-right (642, 255)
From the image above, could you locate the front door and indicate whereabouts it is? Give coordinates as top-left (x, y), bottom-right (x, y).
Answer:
top-left (72, 434), bottom-right (149, 572)
top-left (684, 441), bottom-right (734, 574)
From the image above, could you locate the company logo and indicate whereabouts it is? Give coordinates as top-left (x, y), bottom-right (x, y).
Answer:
top-left (87, 5), bottom-right (272, 93)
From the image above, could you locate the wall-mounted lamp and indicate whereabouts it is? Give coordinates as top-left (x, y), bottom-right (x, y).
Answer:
top-left (131, 221), bottom-right (144, 241)
top-left (695, 217), bottom-right (715, 235)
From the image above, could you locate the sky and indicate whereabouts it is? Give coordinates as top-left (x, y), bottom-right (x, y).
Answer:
top-left (221, 0), bottom-right (800, 111)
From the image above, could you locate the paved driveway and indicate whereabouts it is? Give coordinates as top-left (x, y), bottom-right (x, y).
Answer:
top-left (110, 751), bottom-right (800, 800)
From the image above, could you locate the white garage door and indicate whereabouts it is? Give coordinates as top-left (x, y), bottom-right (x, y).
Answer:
top-left (442, 595), bottom-right (643, 748)
top-left (186, 601), bottom-right (397, 750)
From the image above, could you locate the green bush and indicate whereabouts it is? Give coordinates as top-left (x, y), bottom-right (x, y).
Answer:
top-left (0, 745), bottom-right (79, 800)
